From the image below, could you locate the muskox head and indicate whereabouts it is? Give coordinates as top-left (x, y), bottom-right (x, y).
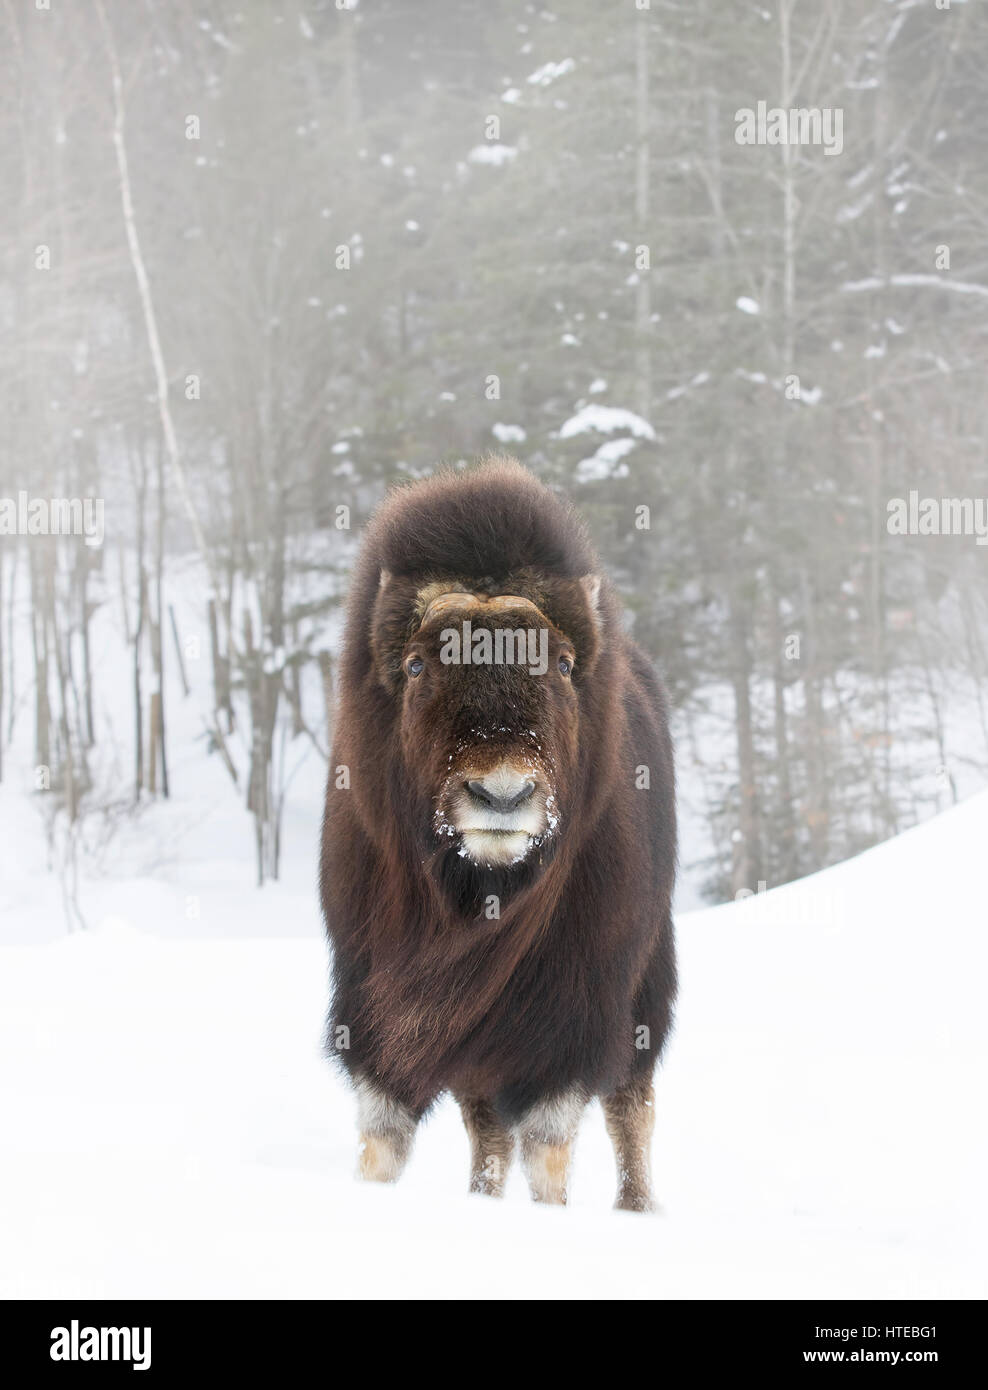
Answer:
top-left (371, 571), bottom-right (603, 883)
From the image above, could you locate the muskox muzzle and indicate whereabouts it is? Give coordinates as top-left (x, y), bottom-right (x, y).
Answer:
top-left (443, 759), bottom-right (552, 868)
top-left (466, 774), bottom-right (536, 814)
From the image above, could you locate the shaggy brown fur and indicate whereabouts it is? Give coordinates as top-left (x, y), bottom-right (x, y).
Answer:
top-left (457, 1096), bottom-right (514, 1197)
top-left (320, 458), bottom-right (676, 1209)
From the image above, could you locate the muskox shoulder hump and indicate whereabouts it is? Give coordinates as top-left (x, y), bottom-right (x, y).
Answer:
top-left (368, 457), bottom-right (596, 583)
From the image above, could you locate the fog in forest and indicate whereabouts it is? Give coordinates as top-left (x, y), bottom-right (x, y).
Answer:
top-left (2, 0), bottom-right (986, 924)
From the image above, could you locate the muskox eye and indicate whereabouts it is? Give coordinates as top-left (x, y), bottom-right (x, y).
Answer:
top-left (407, 657), bottom-right (424, 677)
top-left (558, 657), bottom-right (572, 676)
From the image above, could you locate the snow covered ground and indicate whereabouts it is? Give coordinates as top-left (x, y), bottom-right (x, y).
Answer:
top-left (1, 780), bottom-right (985, 1299)
top-left (0, 548), bottom-right (983, 1297)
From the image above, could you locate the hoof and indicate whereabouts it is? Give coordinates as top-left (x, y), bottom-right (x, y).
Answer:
top-left (357, 1134), bottom-right (404, 1183)
top-left (614, 1191), bottom-right (656, 1214)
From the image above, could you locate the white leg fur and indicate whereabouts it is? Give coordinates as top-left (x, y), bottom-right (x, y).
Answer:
top-left (517, 1090), bottom-right (586, 1205)
top-left (354, 1078), bottom-right (418, 1184)
top-left (458, 1096), bottom-right (515, 1197)
top-left (602, 1079), bottom-right (657, 1213)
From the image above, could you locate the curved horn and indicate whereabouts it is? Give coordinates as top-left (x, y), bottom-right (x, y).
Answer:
top-left (419, 592), bottom-right (477, 625)
top-left (419, 592), bottom-right (551, 628)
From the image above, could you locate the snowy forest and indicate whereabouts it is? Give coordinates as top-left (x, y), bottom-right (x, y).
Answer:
top-left (2, 0), bottom-right (987, 921)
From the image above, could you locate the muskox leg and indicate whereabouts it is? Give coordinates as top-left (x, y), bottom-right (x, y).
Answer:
top-left (457, 1096), bottom-right (515, 1197)
top-left (602, 1077), bottom-right (656, 1213)
top-left (517, 1090), bottom-right (586, 1206)
top-left (354, 1078), bottom-right (419, 1184)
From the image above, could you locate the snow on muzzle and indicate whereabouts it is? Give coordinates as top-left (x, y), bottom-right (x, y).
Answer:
top-left (435, 758), bottom-right (559, 867)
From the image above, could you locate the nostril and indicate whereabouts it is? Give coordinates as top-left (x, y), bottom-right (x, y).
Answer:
top-left (466, 779), bottom-right (495, 808)
top-left (466, 778), bottom-right (536, 814)
top-left (510, 780), bottom-right (536, 809)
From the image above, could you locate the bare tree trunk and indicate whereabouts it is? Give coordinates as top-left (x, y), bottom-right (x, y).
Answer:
top-left (768, 571), bottom-right (795, 879)
top-left (287, 638), bottom-right (304, 738)
top-left (959, 579), bottom-right (988, 758)
top-left (243, 608), bottom-right (264, 882)
top-left (4, 542), bottom-right (16, 748)
top-left (867, 30), bottom-right (895, 840)
top-left (152, 439), bottom-right (168, 797)
top-left (117, 545), bottom-right (132, 646)
top-left (30, 545), bottom-right (52, 775)
top-left (779, 0), bottom-right (796, 372)
top-left (318, 650), bottom-right (334, 737)
top-left (51, 576), bottom-right (78, 824)
top-left (169, 605), bottom-right (190, 697)
top-left (148, 690), bottom-right (159, 796)
top-left (208, 597), bottom-right (231, 725)
top-left (772, 4), bottom-right (798, 883)
top-left (800, 569), bottom-right (830, 865)
top-left (132, 445), bottom-right (147, 800)
top-left (205, 716), bottom-right (239, 787)
top-left (915, 624), bottom-right (957, 807)
top-left (634, 14), bottom-right (651, 420)
top-left (78, 545), bottom-right (94, 747)
top-left (94, 0), bottom-right (217, 594)
top-left (728, 589), bottom-right (760, 895)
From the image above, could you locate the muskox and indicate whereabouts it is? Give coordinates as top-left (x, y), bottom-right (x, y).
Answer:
top-left (320, 459), bottom-right (676, 1211)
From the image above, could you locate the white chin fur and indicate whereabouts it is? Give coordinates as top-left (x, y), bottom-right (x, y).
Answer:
top-left (457, 808), bottom-right (544, 834)
top-left (459, 829), bottom-right (533, 867)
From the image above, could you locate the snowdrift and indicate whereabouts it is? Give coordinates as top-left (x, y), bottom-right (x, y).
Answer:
top-left (1, 789), bottom-right (985, 1299)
